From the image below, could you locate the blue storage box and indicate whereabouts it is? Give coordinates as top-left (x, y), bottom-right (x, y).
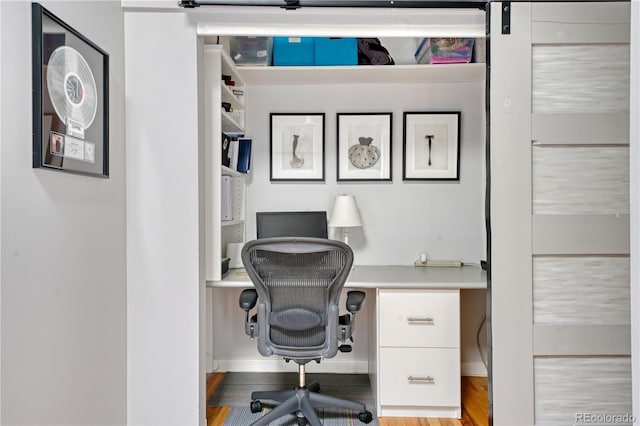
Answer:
top-left (273, 37), bottom-right (314, 66)
top-left (314, 37), bottom-right (358, 66)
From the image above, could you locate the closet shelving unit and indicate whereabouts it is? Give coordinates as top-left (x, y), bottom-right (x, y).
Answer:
top-left (204, 44), bottom-right (248, 282)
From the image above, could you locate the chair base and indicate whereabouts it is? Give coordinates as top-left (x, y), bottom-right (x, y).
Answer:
top-left (249, 383), bottom-right (373, 426)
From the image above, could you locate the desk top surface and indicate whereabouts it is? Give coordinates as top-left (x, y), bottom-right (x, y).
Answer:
top-left (208, 265), bottom-right (487, 290)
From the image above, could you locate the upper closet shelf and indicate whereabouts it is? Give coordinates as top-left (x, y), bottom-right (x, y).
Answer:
top-left (238, 63), bottom-right (486, 85)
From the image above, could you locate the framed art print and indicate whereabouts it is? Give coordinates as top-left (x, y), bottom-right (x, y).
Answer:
top-left (403, 112), bottom-right (460, 181)
top-left (32, 3), bottom-right (109, 177)
top-left (337, 112), bottom-right (392, 181)
top-left (270, 113), bottom-right (325, 182)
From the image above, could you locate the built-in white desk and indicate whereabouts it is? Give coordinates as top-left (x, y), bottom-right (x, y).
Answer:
top-left (208, 264), bottom-right (486, 290)
top-left (206, 265), bottom-right (486, 419)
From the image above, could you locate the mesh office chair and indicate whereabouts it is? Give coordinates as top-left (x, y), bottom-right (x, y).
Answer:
top-left (239, 237), bottom-right (374, 426)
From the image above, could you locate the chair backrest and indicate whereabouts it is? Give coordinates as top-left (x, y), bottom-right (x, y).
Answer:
top-left (241, 237), bottom-right (353, 363)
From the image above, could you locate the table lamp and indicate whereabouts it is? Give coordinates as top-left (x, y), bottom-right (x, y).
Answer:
top-left (329, 195), bottom-right (362, 245)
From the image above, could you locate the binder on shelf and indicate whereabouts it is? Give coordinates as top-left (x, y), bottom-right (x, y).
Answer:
top-left (221, 133), bottom-right (232, 167)
top-left (221, 175), bottom-right (232, 221)
top-left (229, 139), bottom-right (239, 171)
top-left (223, 132), bottom-right (244, 171)
top-left (237, 138), bottom-right (252, 173)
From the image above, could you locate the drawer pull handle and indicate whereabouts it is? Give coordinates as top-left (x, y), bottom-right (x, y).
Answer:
top-left (407, 375), bottom-right (435, 384)
top-left (407, 317), bottom-right (434, 325)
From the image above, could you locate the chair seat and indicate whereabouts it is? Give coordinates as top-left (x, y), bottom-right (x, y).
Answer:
top-left (271, 308), bottom-right (324, 330)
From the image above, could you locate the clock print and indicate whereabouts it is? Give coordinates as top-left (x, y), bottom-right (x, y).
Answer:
top-left (348, 137), bottom-right (380, 169)
top-left (65, 74), bottom-right (85, 105)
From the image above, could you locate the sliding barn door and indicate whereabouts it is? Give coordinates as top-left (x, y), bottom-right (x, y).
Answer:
top-left (490, 2), bottom-right (631, 424)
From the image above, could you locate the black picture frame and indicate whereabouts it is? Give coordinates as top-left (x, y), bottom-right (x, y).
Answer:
top-left (337, 112), bottom-right (392, 181)
top-left (403, 111), bottom-right (460, 181)
top-left (32, 3), bottom-right (109, 178)
top-left (270, 113), bottom-right (325, 182)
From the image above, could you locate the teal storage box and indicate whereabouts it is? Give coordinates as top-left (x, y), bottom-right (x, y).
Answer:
top-left (273, 37), bottom-right (314, 66)
top-left (314, 37), bottom-right (358, 66)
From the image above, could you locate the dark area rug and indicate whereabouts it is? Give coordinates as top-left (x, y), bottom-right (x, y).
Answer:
top-left (208, 372), bottom-right (378, 426)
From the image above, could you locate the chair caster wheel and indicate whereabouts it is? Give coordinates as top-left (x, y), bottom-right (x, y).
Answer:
top-left (250, 400), bottom-right (262, 413)
top-left (308, 382), bottom-right (321, 393)
top-left (358, 410), bottom-right (374, 424)
top-left (295, 412), bottom-right (308, 426)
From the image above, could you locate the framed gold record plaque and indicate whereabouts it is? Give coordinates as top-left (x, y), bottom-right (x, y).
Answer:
top-left (32, 3), bottom-right (109, 177)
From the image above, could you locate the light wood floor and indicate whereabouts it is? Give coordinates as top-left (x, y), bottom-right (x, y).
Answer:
top-left (206, 373), bottom-right (488, 426)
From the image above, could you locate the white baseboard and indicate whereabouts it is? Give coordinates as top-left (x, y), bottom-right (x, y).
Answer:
top-left (210, 359), bottom-right (486, 377)
top-left (214, 358), bottom-right (369, 374)
top-left (461, 361), bottom-right (488, 377)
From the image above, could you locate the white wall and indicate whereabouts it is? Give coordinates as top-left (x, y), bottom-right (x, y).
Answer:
top-left (124, 11), bottom-right (205, 426)
top-left (245, 82), bottom-right (486, 265)
top-left (0, 1), bottom-right (126, 425)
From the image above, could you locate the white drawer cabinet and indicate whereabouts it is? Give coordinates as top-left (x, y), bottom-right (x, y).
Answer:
top-left (379, 289), bottom-right (459, 348)
top-left (379, 347), bottom-right (460, 406)
top-left (374, 289), bottom-right (461, 418)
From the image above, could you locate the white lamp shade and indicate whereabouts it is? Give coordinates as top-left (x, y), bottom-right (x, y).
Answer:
top-left (329, 195), bottom-right (362, 228)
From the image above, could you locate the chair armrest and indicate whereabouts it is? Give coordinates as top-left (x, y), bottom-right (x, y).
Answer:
top-left (338, 291), bottom-right (366, 345)
top-left (346, 291), bottom-right (365, 313)
top-left (239, 289), bottom-right (259, 339)
top-left (239, 289), bottom-right (258, 311)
